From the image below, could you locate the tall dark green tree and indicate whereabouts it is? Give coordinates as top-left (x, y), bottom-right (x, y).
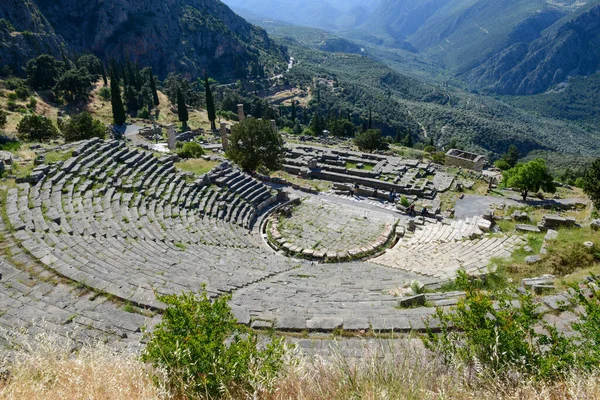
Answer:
top-left (309, 111), bottom-right (324, 135)
top-left (582, 159), bottom-right (600, 209)
top-left (149, 68), bottom-right (159, 107)
top-left (291, 100), bottom-right (297, 123)
top-left (101, 65), bottom-right (108, 86)
top-left (177, 88), bottom-right (189, 128)
top-left (205, 72), bottom-right (216, 131)
top-left (368, 108), bottom-right (372, 129)
top-left (110, 69), bottom-right (126, 126)
top-left (502, 145), bottom-right (520, 168)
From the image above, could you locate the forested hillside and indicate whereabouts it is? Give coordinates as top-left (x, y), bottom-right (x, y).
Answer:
top-left (0, 0), bottom-right (287, 80)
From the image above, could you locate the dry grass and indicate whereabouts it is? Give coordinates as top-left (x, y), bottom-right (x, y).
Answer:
top-left (268, 341), bottom-right (600, 400)
top-left (1, 333), bottom-right (600, 400)
top-left (0, 332), bottom-right (167, 400)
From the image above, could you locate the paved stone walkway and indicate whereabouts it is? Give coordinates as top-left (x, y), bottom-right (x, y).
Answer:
top-left (277, 196), bottom-right (396, 254)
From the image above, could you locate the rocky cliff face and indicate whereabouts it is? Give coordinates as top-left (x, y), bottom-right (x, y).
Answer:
top-left (466, 4), bottom-right (600, 94)
top-left (0, 0), bottom-right (66, 74)
top-left (1, 0), bottom-right (283, 80)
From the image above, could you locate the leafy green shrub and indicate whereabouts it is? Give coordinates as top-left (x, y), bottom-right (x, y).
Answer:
top-left (568, 277), bottom-right (600, 368)
top-left (142, 289), bottom-right (286, 398)
top-left (424, 271), bottom-right (577, 380)
top-left (494, 159), bottom-right (511, 171)
top-left (177, 142), bottom-right (205, 159)
top-left (137, 106), bottom-right (150, 120)
top-left (4, 77), bottom-right (26, 91)
top-left (400, 195), bottom-right (410, 207)
top-left (543, 241), bottom-right (598, 276)
top-left (98, 86), bottom-right (111, 101)
top-left (354, 129), bottom-right (388, 151)
top-left (61, 112), bottom-right (106, 142)
top-left (7, 92), bottom-right (17, 101)
top-left (15, 87), bottom-right (29, 100)
top-left (17, 114), bottom-right (59, 142)
top-left (431, 151), bottom-right (446, 165)
top-left (423, 145), bottom-right (436, 153)
top-left (6, 101), bottom-right (17, 111)
top-left (216, 109), bottom-right (238, 121)
top-left (27, 97), bottom-right (37, 109)
top-left (0, 109), bottom-right (6, 129)
top-left (575, 177), bottom-right (585, 189)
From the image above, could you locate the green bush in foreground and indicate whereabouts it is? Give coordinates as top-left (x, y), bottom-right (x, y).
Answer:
top-left (424, 272), bottom-right (600, 381)
top-left (176, 142), bottom-right (205, 159)
top-left (142, 289), bottom-right (286, 399)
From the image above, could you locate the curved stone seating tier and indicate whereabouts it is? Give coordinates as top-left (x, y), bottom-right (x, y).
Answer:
top-left (1, 139), bottom-right (525, 337)
top-left (229, 261), bottom-right (440, 332)
top-left (372, 217), bottom-right (519, 280)
top-left (5, 139), bottom-right (291, 310)
top-left (0, 215), bottom-right (152, 352)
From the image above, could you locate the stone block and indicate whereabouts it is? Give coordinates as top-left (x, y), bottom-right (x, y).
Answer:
top-left (275, 316), bottom-right (307, 331)
top-left (525, 255), bottom-right (542, 264)
top-left (545, 229), bottom-right (558, 241)
top-left (343, 317), bottom-right (370, 331)
top-left (306, 317), bottom-right (343, 331)
top-left (251, 320), bottom-right (273, 329)
top-left (477, 219), bottom-right (492, 232)
top-left (522, 274), bottom-right (554, 287)
top-left (516, 224), bottom-right (541, 233)
top-left (398, 294), bottom-right (426, 308)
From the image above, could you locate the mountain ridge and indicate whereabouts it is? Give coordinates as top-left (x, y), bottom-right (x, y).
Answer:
top-left (1, 0), bottom-right (285, 80)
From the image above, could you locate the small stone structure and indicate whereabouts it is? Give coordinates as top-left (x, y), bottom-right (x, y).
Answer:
top-left (166, 124), bottom-right (176, 151)
top-left (237, 104), bottom-right (245, 122)
top-left (445, 149), bottom-right (486, 172)
top-left (220, 122), bottom-right (228, 150)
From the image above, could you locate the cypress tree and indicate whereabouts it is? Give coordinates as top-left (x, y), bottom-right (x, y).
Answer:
top-left (149, 68), bottom-right (159, 107)
top-left (368, 109), bottom-right (372, 129)
top-left (291, 100), bottom-right (296, 122)
top-left (309, 111), bottom-right (323, 135)
top-left (177, 88), bottom-right (189, 128)
top-left (405, 133), bottom-right (413, 148)
top-left (101, 65), bottom-right (108, 86)
top-left (110, 69), bottom-right (126, 126)
top-left (205, 72), bottom-right (216, 131)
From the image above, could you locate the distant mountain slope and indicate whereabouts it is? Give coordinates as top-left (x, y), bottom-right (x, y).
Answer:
top-left (466, 3), bottom-right (600, 94)
top-left (222, 0), bottom-right (381, 31)
top-left (359, 0), bottom-right (600, 94)
top-left (1, 0), bottom-right (285, 80)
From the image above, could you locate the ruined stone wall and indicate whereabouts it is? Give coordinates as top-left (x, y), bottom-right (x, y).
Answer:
top-left (445, 155), bottom-right (485, 172)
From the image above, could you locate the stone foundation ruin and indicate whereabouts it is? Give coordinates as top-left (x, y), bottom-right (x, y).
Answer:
top-left (445, 149), bottom-right (486, 171)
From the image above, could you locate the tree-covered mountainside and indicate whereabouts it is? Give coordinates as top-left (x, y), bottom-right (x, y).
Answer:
top-left (276, 39), bottom-right (600, 159)
top-left (353, 0), bottom-right (600, 94)
top-left (0, 0), bottom-right (287, 80)
top-left (466, 3), bottom-right (600, 94)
